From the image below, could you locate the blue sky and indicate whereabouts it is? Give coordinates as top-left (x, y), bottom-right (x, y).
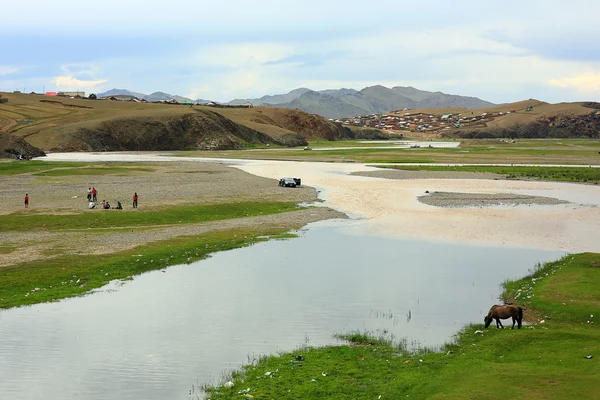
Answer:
top-left (1, 0), bottom-right (599, 103)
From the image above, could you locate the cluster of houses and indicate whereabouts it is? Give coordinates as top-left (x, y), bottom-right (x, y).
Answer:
top-left (97, 95), bottom-right (253, 108)
top-left (44, 91), bottom-right (85, 98)
top-left (334, 109), bottom-right (514, 133)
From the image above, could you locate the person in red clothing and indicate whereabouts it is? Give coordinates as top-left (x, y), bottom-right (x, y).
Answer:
top-left (133, 192), bottom-right (138, 208)
top-left (92, 187), bottom-right (97, 202)
top-left (24, 193), bottom-right (29, 208)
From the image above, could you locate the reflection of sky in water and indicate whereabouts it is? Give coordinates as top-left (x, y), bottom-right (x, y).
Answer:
top-left (0, 222), bottom-right (563, 400)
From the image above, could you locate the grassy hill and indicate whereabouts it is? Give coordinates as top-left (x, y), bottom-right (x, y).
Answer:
top-left (377, 100), bottom-right (600, 139)
top-left (0, 92), bottom-right (386, 156)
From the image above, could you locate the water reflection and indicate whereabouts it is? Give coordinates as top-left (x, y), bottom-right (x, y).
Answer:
top-left (0, 221), bottom-right (563, 400)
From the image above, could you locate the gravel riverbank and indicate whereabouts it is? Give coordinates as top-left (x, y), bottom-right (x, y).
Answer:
top-left (0, 161), bottom-right (345, 266)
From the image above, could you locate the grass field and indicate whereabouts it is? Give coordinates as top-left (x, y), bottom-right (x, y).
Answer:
top-left (204, 253), bottom-right (600, 399)
top-left (177, 138), bottom-right (600, 165)
top-left (0, 201), bottom-right (299, 232)
top-left (0, 160), bottom-right (89, 175)
top-left (377, 165), bottom-right (600, 183)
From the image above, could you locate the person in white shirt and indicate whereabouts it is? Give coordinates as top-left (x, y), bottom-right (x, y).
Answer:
top-left (89, 201), bottom-right (95, 209)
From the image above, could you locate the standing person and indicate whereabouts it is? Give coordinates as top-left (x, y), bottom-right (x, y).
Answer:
top-left (92, 187), bottom-right (97, 202)
top-left (87, 187), bottom-right (92, 201)
top-left (24, 193), bottom-right (29, 208)
top-left (132, 192), bottom-right (138, 208)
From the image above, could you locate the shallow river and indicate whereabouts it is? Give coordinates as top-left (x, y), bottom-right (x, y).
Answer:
top-left (1, 152), bottom-right (594, 400)
top-left (0, 222), bottom-right (561, 400)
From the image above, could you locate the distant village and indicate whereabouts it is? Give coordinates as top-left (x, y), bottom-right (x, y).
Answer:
top-left (332, 108), bottom-right (522, 133)
top-left (21, 91), bottom-right (254, 108)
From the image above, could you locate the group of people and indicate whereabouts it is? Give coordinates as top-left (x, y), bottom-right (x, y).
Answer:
top-left (21, 190), bottom-right (138, 210)
top-left (87, 187), bottom-right (139, 210)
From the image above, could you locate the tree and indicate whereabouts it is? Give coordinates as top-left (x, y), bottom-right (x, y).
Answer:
top-left (89, 93), bottom-right (97, 100)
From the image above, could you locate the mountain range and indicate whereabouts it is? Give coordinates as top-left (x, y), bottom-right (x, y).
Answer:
top-left (99, 85), bottom-right (495, 119)
top-left (97, 89), bottom-right (209, 104)
top-left (229, 85), bottom-right (495, 118)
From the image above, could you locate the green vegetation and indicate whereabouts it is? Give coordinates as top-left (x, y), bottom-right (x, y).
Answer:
top-left (32, 166), bottom-right (154, 176)
top-left (0, 227), bottom-right (295, 309)
top-left (0, 160), bottom-right (158, 176)
top-left (178, 138), bottom-right (600, 165)
top-left (377, 165), bottom-right (600, 183)
top-left (204, 253), bottom-right (600, 399)
top-left (0, 201), bottom-right (299, 232)
top-left (0, 161), bottom-right (88, 175)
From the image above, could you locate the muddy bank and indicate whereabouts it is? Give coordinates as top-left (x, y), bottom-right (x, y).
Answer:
top-left (418, 191), bottom-right (570, 208)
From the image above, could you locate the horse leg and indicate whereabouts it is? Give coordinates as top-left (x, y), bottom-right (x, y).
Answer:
top-left (511, 317), bottom-right (516, 329)
top-left (497, 318), bottom-right (504, 329)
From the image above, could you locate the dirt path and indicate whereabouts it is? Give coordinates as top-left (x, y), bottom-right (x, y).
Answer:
top-left (0, 116), bottom-right (18, 132)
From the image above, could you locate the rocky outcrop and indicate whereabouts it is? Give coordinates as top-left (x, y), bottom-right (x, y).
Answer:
top-left (0, 132), bottom-right (46, 158)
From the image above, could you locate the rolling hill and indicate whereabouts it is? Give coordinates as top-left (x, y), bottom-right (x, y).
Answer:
top-left (0, 92), bottom-right (387, 156)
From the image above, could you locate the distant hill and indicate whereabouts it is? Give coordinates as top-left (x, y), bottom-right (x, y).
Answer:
top-left (228, 88), bottom-right (312, 106)
top-left (96, 88), bottom-right (147, 99)
top-left (227, 85), bottom-right (495, 119)
top-left (0, 92), bottom-right (388, 154)
top-left (97, 88), bottom-right (209, 104)
top-left (277, 90), bottom-right (368, 119)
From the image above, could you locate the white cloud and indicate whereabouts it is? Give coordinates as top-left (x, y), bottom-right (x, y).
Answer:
top-left (0, 66), bottom-right (18, 75)
top-left (194, 43), bottom-right (294, 68)
top-left (549, 73), bottom-right (600, 93)
top-left (53, 76), bottom-right (108, 90)
top-left (59, 63), bottom-right (101, 78)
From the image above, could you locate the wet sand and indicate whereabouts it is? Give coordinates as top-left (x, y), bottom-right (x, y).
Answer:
top-left (237, 161), bottom-right (600, 253)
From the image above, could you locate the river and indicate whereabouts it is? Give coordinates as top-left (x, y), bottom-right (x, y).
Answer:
top-left (1, 152), bottom-right (596, 400)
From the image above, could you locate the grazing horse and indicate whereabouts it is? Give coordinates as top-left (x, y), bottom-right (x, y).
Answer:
top-left (484, 304), bottom-right (523, 329)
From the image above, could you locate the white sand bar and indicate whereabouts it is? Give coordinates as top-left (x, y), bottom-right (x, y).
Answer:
top-left (238, 160), bottom-right (600, 253)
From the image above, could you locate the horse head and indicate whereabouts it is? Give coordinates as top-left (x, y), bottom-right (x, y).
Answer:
top-left (484, 315), bottom-right (492, 328)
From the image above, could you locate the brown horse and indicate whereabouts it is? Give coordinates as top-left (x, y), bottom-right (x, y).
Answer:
top-left (484, 304), bottom-right (523, 329)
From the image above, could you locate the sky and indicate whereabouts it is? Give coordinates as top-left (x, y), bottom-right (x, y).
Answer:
top-left (1, 0), bottom-right (600, 103)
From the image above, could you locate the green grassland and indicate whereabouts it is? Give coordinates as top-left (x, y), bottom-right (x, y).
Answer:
top-left (0, 201), bottom-right (299, 232)
top-left (0, 160), bottom-right (158, 176)
top-left (0, 160), bottom-right (89, 175)
top-left (377, 165), bottom-right (600, 183)
top-left (204, 253), bottom-right (600, 400)
top-left (178, 138), bottom-right (600, 165)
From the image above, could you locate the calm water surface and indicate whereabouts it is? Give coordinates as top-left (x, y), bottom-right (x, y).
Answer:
top-left (0, 221), bottom-right (563, 400)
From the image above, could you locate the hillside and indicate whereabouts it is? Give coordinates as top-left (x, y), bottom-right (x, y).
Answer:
top-left (347, 100), bottom-right (600, 139)
top-left (0, 92), bottom-right (386, 156)
top-left (228, 85), bottom-right (495, 118)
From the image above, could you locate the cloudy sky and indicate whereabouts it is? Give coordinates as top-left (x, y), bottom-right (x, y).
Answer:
top-left (1, 0), bottom-right (599, 103)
